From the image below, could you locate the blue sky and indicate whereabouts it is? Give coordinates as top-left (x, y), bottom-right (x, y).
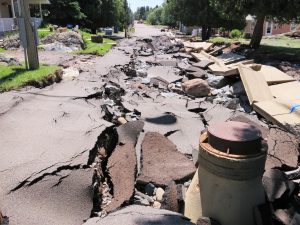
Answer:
top-left (128, 0), bottom-right (164, 12)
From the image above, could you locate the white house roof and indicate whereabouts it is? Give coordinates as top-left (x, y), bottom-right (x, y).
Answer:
top-left (29, 0), bottom-right (50, 4)
top-left (0, 0), bottom-right (50, 4)
top-left (246, 15), bottom-right (255, 21)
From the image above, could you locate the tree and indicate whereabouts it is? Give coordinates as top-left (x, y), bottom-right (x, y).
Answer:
top-left (79, 0), bottom-right (117, 34)
top-left (47, 0), bottom-right (85, 26)
top-left (161, 1), bottom-right (178, 27)
top-left (147, 6), bottom-right (164, 25)
top-left (212, 0), bottom-right (300, 48)
top-left (164, 0), bottom-right (245, 40)
top-left (134, 6), bottom-right (151, 20)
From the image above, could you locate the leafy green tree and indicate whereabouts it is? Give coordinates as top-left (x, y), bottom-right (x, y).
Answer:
top-left (134, 6), bottom-right (151, 20)
top-left (147, 6), bottom-right (164, 25)
top-left (47, 0), bottom-right (85, 26)
top-left (212, 0), bottom-right (300, 48)
top-left (161, 1), bottom-right (177, 27)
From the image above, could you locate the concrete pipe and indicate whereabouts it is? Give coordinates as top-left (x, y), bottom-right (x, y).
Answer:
top-left (198, 121), bottom-right (267, 225)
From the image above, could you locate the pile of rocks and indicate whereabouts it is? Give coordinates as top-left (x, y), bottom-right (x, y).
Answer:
top-left (0, 55), bottom-right (21, 66)
top-left (41, 31), bottom-right (85, 52)
top-left (83, 34), bottom-right (300, 225)
top-left (0, 35), bottom-right (20, 50)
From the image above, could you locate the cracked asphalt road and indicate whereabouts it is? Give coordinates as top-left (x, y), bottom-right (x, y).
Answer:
top-left (0, 24), bottom-right (166, 225)
top-left (1, 23), bottom-right (299, 225)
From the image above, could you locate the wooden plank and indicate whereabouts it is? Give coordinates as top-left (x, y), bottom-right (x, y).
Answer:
top-left (183, 41), bottom-right (213, 52)
top-left (238, 65), bottom-right (274, 104)
top-left (246, 65), bottom-right (295, 85)
top-left (208, 60), bottom-right (254, 77)
top-left (270, 81), bottom-right (300, 101)
top-left (258, 65), bottom-right (295, 84)
top-left (254, 100), bottom-right (300, 128)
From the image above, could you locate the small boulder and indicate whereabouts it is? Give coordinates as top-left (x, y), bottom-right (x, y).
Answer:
top-left (182, 79), bottom-right (211, 97)
top-left (207, 75), bottom-right (228, 89)
top-left (145, 183), bottom-right (156, 196)
top-left (156, 188), bottom-right (165, 202)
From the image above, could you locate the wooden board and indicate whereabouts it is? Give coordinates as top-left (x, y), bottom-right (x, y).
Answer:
top-left (238, 65), bottom-right (274, 104)
top-left (254, 100), bottom-right (300, 127)
top-left (208, 60), bottom-right (255, 76)
top-left (183, 41), bottom-right (213, 52)
top-left (270, 81), bottom-right (300, 101)
top-left (245, 65), bottom-right (295, 85)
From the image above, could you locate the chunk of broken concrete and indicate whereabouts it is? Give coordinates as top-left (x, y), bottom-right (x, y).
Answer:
top-left (206, 75), bottom-right (228, 89)
top-left (197, 217), bottom-right (221, 225)
top-left (137, 132), bottom-right (196, 187)
top-left (161, 181), bottom-right (180, 213)
top-left (105, 143), bottom-right (137, 213)
top-left (182, 79), bottom-right (211, 97)
top-left (116, 121), bottom-right (144, 145)
top-left (262, 169), bottom-right (293, 203)
top-left (83, 205), bottom-right (195, 225)
top-left (147, 66), bottom-right (182, 84)
top-left (193, 60), bottom-right (214, 69)
top-left (266, 128), bottom-right (299, 169)
top-left (187, 71), bottom-right (207, 80)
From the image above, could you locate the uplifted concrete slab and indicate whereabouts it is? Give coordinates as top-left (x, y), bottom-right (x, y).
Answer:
top-left (105, 143), bottom-right (137, 213)
top-left (137, 132), bottom-right (196, 187)
top-left (83, 205), bottom-right (195, 225)
top-left (136, 97), bottom-right (205, 155)
top-left (147, 66), bottom-right (182, 84)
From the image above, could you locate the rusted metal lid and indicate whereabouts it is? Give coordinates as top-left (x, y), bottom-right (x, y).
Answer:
top-left (207, 121), bottom-right (262, 155)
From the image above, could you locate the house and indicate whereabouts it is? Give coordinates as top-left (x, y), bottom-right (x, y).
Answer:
top-left (0, 0), bottom-right (50, 34)
top-left (245, 15), bottom-right (299, 37)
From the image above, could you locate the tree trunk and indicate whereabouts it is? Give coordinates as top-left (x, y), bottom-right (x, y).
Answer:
top-left (125, 25), bottom-right (128, 38)
top-left (91, 28), bottom-right (97, 34)
top-left (250, 14), bottom-right (265, 49)
top-left (206, 26), bottom-right (212, 40)
top-left (202, 25), bottom-right (207, 41)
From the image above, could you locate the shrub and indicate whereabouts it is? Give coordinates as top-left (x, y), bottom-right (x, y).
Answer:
top-left (230, 29), bottom-right (243, 39)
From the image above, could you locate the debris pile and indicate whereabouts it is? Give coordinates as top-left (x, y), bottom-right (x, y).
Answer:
top-left (41, 31), bottom-right (85, 52)
top-left (0, 55), bottom-right (21, 66)
top-left (84, 33), bottom-right (300, 225)
top-left (0, 35), bottom-right (20, 50)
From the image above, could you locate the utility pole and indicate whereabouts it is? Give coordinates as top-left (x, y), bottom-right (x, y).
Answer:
top-left (19, 0), bottom-right (39, 70)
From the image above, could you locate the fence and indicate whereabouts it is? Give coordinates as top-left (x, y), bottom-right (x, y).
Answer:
top-left (0, 17), bottom-right (42, 33)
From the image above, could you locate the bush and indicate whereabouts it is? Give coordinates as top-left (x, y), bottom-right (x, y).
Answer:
top-left (230, 29), bottom-right (243, 39)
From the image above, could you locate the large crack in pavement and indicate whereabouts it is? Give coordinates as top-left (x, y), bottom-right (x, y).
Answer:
top-left (1, 24), bottom-right (300, 225)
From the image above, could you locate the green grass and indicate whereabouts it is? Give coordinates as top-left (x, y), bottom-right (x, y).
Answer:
top-left (209, 37), bottom-right (250, 44)
top-left (209, 35), bottom-right (300, 61)
top-left (0, 48), bottom-right (5, 53)
top-left (77, 30), bottom-right (116, 55)
top-left (0, 64), bottom-right (59, 92)
top-left (38, 29), bottom-right (53, 39)
top-left (77, 38), bottom-right (116, 55)
top-left (260, 36), bottom-right (300, 48)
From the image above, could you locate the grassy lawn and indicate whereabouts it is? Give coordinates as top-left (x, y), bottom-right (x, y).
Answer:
top-left (209, 36), bottom-right (300, 61)
top-left (78, 30), bottom-right (116, 55)
top-left (38, 28), bottom-right (53, 39)
top-left (0, 48), bottom-right (5, 53)
top-left (209, 37), bottom-right (250, 44)
top-left (0, 64), bottom-right (59, 92)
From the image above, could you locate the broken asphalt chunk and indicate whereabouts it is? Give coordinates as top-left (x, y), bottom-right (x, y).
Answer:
top-left (137, 132), bottom-right (196, 187)
top-left (262, 169), bottom-right (294, 203)
top-left (105, 143), bottom-right (137, 213)
top-left (116, 121), bottom-right (144, 146)
top-left (83, 205), bottom-right (195, 225)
